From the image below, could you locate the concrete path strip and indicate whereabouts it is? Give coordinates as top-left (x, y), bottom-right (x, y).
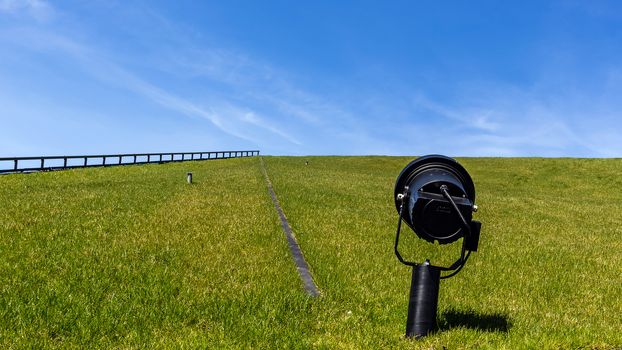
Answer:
top-left (260, 157), bottom-right (320, 297)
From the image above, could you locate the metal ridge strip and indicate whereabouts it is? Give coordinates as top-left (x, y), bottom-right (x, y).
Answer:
top-left (260, 157), bottom-right (320, 297)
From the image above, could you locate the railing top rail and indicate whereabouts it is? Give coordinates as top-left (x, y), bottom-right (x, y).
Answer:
top-left (0, 150), bottom-right (260, 161)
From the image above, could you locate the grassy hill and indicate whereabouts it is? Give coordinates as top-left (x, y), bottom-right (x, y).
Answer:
top-left (1, 156), bottom-right (620, 349)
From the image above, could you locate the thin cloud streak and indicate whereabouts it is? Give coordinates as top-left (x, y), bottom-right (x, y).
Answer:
top-left (0, 26), bottom-right (302, 147)
top-left (0, 0), bottom-right (53, 21)
top-left (413, 94), bottom-right (500, 132)
top-left (410, 83), bottom-right (621, 157)
top-left (2, 1), bottom-right (622, 156)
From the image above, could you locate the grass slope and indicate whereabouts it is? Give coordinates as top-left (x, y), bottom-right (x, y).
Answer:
top-left (1, 156), bottom-right (621, 349)
top-left (263, 156), bottom-right (622, 349)
top-left (0, 159), bottom-right (313, 348)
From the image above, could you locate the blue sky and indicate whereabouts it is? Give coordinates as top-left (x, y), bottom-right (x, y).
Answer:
top-left (1, 1), bottom-right (621, 157)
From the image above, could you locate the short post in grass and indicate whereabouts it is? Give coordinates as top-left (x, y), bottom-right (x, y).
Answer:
top-left (393, 155), bottom-right (482, 339)
top-left (405, 260), bottom-right (440, 337)
top-left (187, 172), bottom-right (193, 184)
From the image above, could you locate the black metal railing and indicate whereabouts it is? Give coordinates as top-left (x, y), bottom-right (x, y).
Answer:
top-left (0, 150), bottom-right (260, 174)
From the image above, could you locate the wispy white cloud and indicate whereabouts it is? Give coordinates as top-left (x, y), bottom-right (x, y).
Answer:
top-left (0, 26), bottom-right (305, 148)
top-left (0, 2), bottom-right (403, 155)
top-left (3, 1), bottom-right (622, 157)
top-left (410, 80), bottom-right (622, 157)
top-left (163, 45), bottom-right (357, 129)
top-left (413, 94), bottom-right (500, 132)
top-left (236, 109), bottom-right (302, 145)
top-left (0, 0), bottom-right (53, 21)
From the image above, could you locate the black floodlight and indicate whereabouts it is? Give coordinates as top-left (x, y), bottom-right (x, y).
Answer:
top-left (394, 155), bottom-right (482, 339)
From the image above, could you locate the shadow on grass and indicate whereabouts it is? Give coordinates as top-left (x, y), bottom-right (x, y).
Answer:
top-left (439, 309), bottom-right (511, 333)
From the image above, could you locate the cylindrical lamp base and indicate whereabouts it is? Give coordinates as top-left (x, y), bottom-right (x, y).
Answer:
top-left (406, 261), bottom-right (440, 338)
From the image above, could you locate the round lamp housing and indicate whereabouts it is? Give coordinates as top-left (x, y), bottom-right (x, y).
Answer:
top-left (394, 155), bottom-right (476, 244)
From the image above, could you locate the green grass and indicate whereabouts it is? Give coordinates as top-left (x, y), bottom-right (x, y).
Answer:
top-left (1, 156), bottom-right (621, 348)
top-left (0, 159), bottom-right (313, 348)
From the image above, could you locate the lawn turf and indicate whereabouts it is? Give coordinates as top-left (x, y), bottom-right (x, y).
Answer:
top-left (1, 156), bottom-right (621, 349)
top-left (263, 156), bottom-right (622, 349)
top-left (0, 158), bottom-right (314, 348)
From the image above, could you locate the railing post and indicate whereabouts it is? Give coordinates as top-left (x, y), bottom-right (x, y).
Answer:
top-left (1, 151), bottom-right (259, 174)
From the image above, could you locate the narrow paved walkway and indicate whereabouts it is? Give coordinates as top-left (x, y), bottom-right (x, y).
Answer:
top-left (260, 157), bottom-right (320, 297)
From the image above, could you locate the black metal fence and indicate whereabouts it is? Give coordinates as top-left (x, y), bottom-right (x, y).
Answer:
top-left (0, 150), bottom-right (260, 174)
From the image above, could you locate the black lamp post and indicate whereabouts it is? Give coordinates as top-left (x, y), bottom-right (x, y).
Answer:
top-left (393, 155), bottom-right (482, 339)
